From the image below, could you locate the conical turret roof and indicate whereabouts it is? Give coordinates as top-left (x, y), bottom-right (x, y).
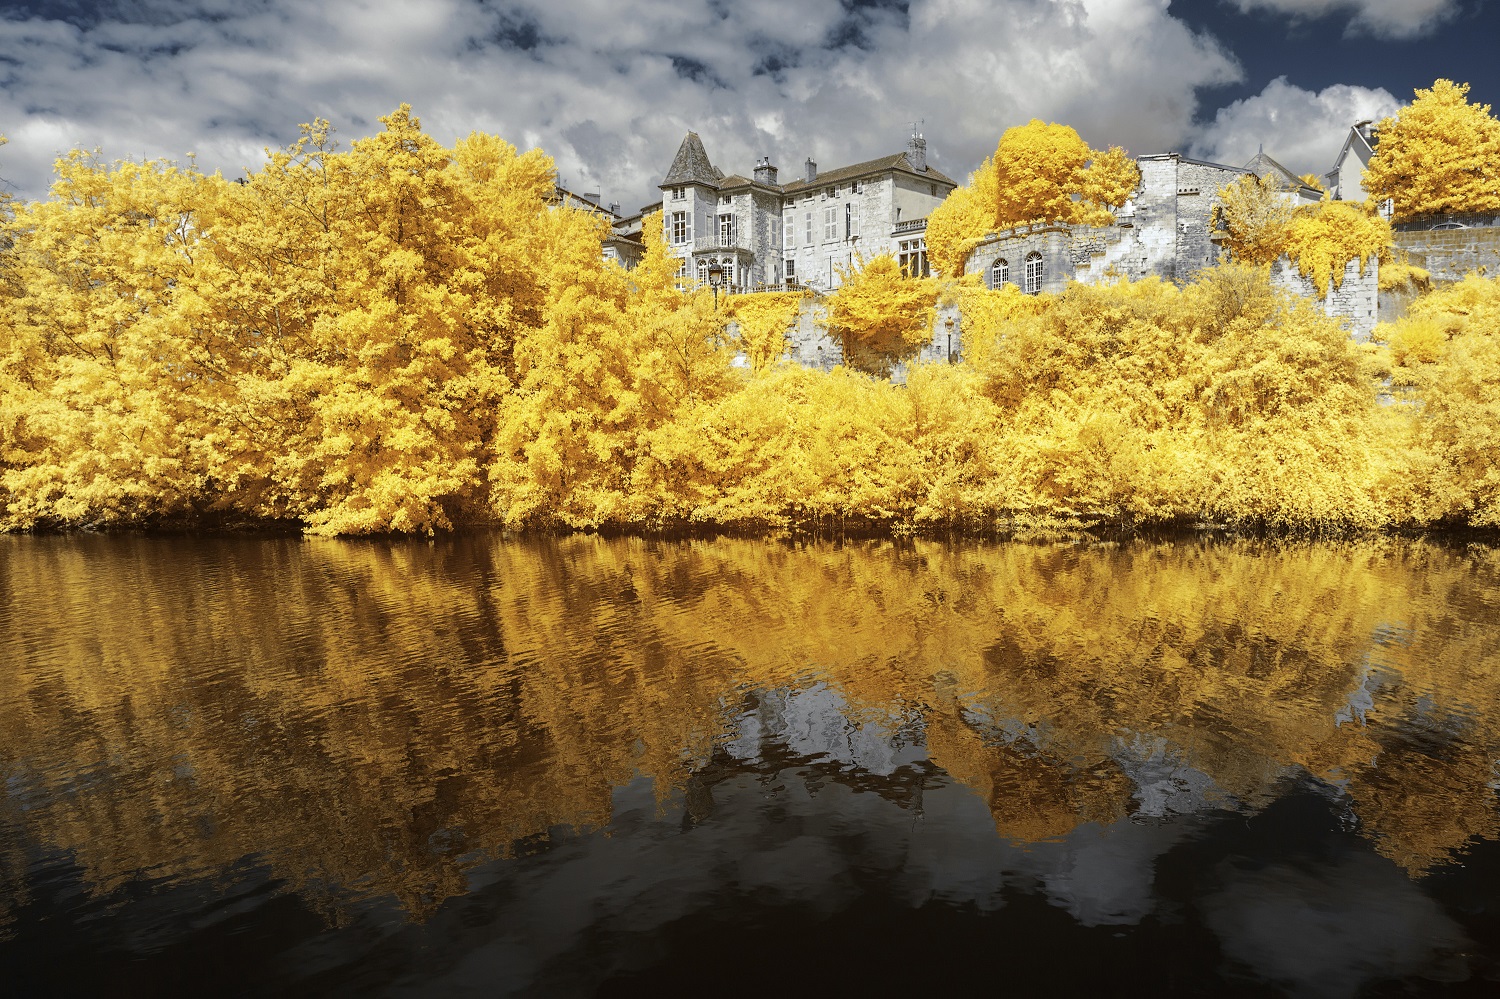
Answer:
top-left (662, 131), bottom-right (722, 187)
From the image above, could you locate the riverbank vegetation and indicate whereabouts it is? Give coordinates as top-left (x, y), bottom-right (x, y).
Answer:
top-left (1, 105), bottom-right (1497, 536)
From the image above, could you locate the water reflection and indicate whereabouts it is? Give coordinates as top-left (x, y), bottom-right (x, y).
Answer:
top-left (1, 534), bottom-right (1499, 993)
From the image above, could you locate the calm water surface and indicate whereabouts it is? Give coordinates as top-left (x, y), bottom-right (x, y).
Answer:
top-left (3, 533), bottom-right (1500, 996)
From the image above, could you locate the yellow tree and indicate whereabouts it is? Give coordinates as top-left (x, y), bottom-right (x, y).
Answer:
top-left (826, 255), bottom-right (937, 376)
top-left (924, 155), bottom-right (998, 277)
top-left (1364, 79), bottom-right (1500, 222)
top-left (488, 209), bottom-right (735, 527)
top-left (0, 152), bottom-right (230, 529)
top-left (1215, 173), bottom-right (1297, 265)
top-left (993, 120), bottom-right (1139, 229)
top-left (215, 107), bottom-right (562, 535)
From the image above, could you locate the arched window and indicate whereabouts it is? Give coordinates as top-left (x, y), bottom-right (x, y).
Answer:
top-left (990, 258), bottom-right (1009, 289)
top-left (697, 259), bottom-right (709, 287)
top-left (1024, 252), bottom-right (1044, 295)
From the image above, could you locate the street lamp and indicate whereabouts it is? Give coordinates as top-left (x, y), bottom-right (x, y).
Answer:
top-left (707, 261), bottom-right (725, 309)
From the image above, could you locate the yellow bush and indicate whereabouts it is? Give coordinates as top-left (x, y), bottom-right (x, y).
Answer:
top-left (1284, 200), bottom-right (1390, 297)
top-left (724, 291), bottom-right (807, 371)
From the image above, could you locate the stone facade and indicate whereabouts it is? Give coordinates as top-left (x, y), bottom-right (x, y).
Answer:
top-left (648, 132), bottom-right (958, 293)
top-left (1269, 257), bottom-right (1380, 340)
top-left (961, 152), bottom-right (1378, 338)
top-left (1391, 216), bottom-right (1500, 283)
top-left (964, 154), bottom-right (1248, 291)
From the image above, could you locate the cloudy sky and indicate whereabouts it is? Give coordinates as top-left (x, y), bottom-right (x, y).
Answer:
top-left (0, 0), bottom-right (1496, 208)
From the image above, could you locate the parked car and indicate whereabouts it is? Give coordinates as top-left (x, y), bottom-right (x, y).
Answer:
top-left (1431, 221), bottom-right (1470, 230)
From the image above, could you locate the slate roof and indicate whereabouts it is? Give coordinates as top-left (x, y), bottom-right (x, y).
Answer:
top-left (780, 152), bottom-right (957, 195)
top-left (661, 132), bottom-right (723, 187)
top-left (1242, 151), bottom-right (1322, 200)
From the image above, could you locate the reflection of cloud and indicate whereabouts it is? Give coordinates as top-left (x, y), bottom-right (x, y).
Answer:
top-left (1201, 854), bottom-right (1471, 997)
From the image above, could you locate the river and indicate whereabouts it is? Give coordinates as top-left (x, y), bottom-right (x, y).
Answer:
top-left (2, 533), bottom-right (1498, 996)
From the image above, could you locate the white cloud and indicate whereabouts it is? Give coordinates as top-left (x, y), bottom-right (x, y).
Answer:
top-left (0, 0), bottom-right (1244, 208)
top-left (1227, 0), bottom-right (1460, 39)
top-left (1190, 77), bottom-right (1400, 178)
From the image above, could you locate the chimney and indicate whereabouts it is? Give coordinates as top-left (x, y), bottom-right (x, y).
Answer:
top-left (805, 158), bottom-right (817, 183)
top-left (754, 156), bottom-right (778, 185)
top-left (908, 131), bottom-right (927, 173)
top-left (583, 192), bottom-right (600, 204)
top-left (1355, 119), bottom-right (1375, 143)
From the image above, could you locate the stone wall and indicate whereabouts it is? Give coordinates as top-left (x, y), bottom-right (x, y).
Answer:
top-left (1391, 221), bottom-right (1500, 283)
top-left (1269, 256), bottom-right (1379, 340)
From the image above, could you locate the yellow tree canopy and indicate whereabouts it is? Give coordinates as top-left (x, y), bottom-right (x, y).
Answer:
top-left (924, 122), bottom-right (1138, 277)
top-left (993, 120), bottom-right (1139, 230)
top-left (1215, 173), bottom-right (1298, 265)
top-left (1364, 79), bottom-right (1500, 222)
top-left (825, 255), bottom-right (937, 376)
top-left (924, 155), bottom-right (998, 278)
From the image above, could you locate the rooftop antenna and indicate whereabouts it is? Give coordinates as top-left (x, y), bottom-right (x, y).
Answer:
top-left (909, 118), bottom-right (925, 138)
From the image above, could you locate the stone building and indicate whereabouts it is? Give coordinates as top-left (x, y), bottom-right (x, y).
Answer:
top-left (962, 151), bottom-right (1379, 338)
top-left (964, 153), bottom-right (1251, 292)
top-left (644, 130), bottom-right (957, 292)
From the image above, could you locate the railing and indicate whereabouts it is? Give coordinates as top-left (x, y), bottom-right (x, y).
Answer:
top-left (891, 218), bottom-right (928, 235)
top-left (726, 281), bottom-right (804, 295)
top-left (1392, 211), bottom-right (1500, 233)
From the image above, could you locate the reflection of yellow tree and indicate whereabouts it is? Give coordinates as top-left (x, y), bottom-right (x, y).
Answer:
top-left (3, 534), bottom-right (1500, 919)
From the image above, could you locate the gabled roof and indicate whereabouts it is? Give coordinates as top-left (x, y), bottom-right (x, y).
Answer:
top-left (779, 151), bottom-right (957, 195)
top-left (1332, 123), bottom-right (1377, 173)
top-left (1242, 150), bottom-right (1322, 201)
top-left (661, 132), bottom-right (722, 187)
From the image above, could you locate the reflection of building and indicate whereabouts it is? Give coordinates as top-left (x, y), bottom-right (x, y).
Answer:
top-left (643, 131), bottom-right (957, 292)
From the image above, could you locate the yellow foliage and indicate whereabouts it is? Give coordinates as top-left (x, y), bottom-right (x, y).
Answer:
top-left (1385, 274), bottom-right (1500, 524)
top-left (825, 255), bottom-right (938, 376)
top-left (724, 290), bottom-right (808, 371)
top-left (924, 124), bottom-right (1138, 279)
top-left (1365, 79), bottom-right (1500, 223)
top-left (1216, 173), bottom-right (1297, 266)
top-left (1377, 260), bottom-right (1431, 295)
top-left (1284, 200), bottom-right (1390, 297)
top-left (924, 156), bottom-right (997, 277)
top-left (992, 120), bottom-right (1140, 230)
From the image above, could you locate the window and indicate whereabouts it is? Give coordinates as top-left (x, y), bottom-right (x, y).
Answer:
top-left (1024, 252), bottom-right (1044, 294)
top-left (719, 194), bottom-right (731, 205)
top-left (851, 180), bottom-right (863, 194)
top-left (783, 212), bottom-right (794, 249)
top-left (828, 255), bottom-right (839, 286)
top-left (674, 257), bottom-right (688, 289)
top-left (846, 202), bottom-right (860, 239)
top-left (930, 183), bottom-right (938, 196)
top-left (826, 186), bottom-right (835, 199)
top-left (804, 211), bottom-right (814, 244)
top-left (697, 259), bottom-right (709, 286)
top-left (772, 218), bottom-right (781, 249)
top-left (785, 258), bottom-right (796, 282)
top-left (824, 206), bottom-right (838, 242)
top-left (898, 239), bottom-right (927, 277)
top-left (671, 211), bottom-right (690, 245)
top-left (718, 213), bottom-right (733, 246)
top-left (990, 258), bottom-right (1009, 289)
top-left (671, 186), bottom-right (686, 201)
